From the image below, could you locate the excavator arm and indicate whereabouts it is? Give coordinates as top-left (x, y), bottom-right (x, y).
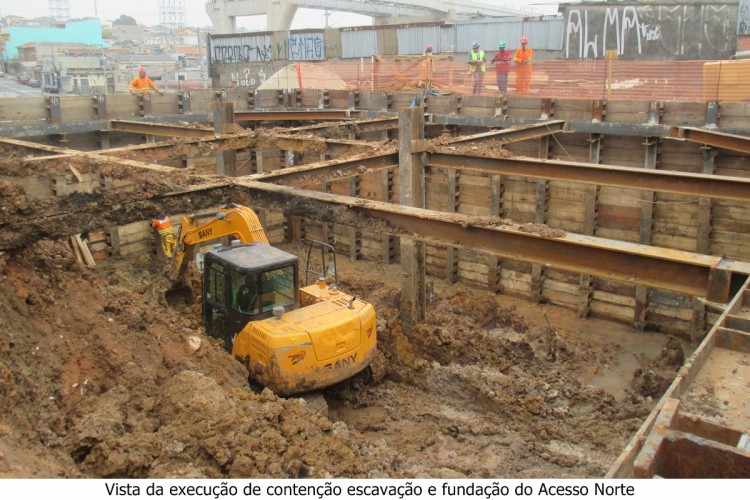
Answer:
top-left (170, 205), bottom-right (268, 286)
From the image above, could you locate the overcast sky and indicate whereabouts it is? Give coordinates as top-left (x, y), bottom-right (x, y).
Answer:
top-left (0, 0), bottom-right (555, 29)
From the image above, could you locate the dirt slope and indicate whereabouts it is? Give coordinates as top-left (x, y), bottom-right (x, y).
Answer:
top-left (0, 241), bottom-right (388, 477)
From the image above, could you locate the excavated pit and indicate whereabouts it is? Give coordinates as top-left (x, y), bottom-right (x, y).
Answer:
top-left (0, 236), bottom-right (685, 478)
top-left (0, 118), bottom-right (698, 478)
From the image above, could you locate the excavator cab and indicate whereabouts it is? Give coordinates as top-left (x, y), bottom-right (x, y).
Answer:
top-left (202, 243), bottom-right (299, 351)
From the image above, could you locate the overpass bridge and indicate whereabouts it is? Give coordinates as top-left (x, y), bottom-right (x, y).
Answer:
top-left (206, 0), bottom-right (535, 33)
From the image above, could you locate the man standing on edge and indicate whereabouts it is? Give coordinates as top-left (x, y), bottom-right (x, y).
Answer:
top-left (129, 66), bottom-right (163, 95)
top-left (491, 41), bottom-right (511, 94)
top-left (514, 35), bottom-right (534, 95)
top-left (468, 42), bottom-right (486, 95)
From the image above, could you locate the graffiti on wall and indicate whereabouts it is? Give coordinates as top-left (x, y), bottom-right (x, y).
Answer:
top-left (209, 31), bottom-right (325, 64)
top-left (287, 32), bottom-right (325, 60)
top-left (228, 66), bottom-right (267, 88)
top-left (561, 3), bottom-right (737, 59)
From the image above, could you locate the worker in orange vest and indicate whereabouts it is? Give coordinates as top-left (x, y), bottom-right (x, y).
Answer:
top-left (151, 215), bottom-right (176, 257)
top-left (129, 67), bottom-right (163, 95)
top-left (513, 35), bottom-right (534, 95)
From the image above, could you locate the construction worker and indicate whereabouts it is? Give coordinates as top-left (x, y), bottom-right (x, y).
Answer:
top-left (419, 45), bottom-right (434, 91)
top-left (411, 45), bottom-right (437, 106)
top-left (468, 42), bottom-right (486, 95)
top-left (491, 41), bottom-right (512, 94)
top-left (129, 66), bottom-right (163, 95)
top-left (514, 35), bottom-right (534, 95)
top-left (151, 215), bottom-right (176, 257)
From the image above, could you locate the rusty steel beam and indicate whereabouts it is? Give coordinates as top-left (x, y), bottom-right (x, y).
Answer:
top-left (1, 136), bottom-right (192, 174)
top-left (444, 120), bottom-right (567, 146)
top-left (0, 137), bottom-right (70, 154)
top-left (670, 126), bottom-right (750, 155)
top-left (17, 134), bottom-right (256, 166)
top-left (427, 152), bottom-right (750, 202)
top-left (245, 150), bottom-right (399, 188)
top-left (284, 116), bottom-right (443, 136)
top-left (233, 179), bottom-right (744, 303)
top-left (284, 116), bottom-right (410, 134)
top-left (109, 120), bottom-right (215, 138)
top-left (262, 133), bottom-right (380, 155)
top-left (234, 109), bottom-right (355, 123)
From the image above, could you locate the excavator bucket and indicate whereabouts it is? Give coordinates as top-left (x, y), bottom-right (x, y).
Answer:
top-left (165, 283), bottom-right (194, 306)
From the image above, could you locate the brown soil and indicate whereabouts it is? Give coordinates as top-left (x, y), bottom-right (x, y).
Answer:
top-left (0, 238), bottom-right (676, 478)
top-left (630, 336), bottom-right (685, 399)
top-left (0, 241), bottom-right (387, 477)
top-left (430, 134), bottom-right (516, 159)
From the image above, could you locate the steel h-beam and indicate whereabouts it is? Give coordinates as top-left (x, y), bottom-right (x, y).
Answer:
top-left (444, 120), bottom-right (566, 146)
top-left (109, 120), bottom-right (215, 138)
top-left (670, 126), bottom-right (750, 155)
top-left (234, 110), bottom-right (355, 123)
top-left (427, 152), bottom-right (750, 202)
top-left (233, 179), bottom-right (742, 303)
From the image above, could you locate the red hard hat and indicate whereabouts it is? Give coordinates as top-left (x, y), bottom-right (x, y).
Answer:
top-left (520, 35), bottom-right (529, 44)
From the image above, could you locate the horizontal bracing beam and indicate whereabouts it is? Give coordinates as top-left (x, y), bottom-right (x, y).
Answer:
top-left (0, 113), bottom-right (211, 139)
top-left (4, 135), bottom-right (255, 170)
top-left (670, 126), bottom-right (750, 155)
top-left (233, 180), bottom-right (743, 303)
top-left (444, 120), bottom-right (567, 146)
top-left (427, 152), bottom-right (750, 202)
top-left (109, 120), bottom-right (215, 138)
top-left (234, 109), bottom-right (355, 123)
top-left (0, 137), bottom-right (70, 155)
top-left (246, 151), bottom-right (399, 188)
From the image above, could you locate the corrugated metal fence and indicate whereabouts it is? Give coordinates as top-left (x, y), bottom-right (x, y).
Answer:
top-left (341, 29), bottom-right (379, 59)
top-left (396, 17), bottom-right (563, 56)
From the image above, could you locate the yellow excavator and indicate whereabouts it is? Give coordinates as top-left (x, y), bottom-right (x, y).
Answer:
top-left (156, 205), bottom-right (380, 395)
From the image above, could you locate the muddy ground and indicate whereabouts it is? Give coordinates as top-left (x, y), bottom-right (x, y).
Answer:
top-left (0, 239), bottom-right (685, 478)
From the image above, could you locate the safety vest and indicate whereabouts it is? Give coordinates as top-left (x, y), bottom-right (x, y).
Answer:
top-left (470, 50), bottom-right (486, 73)
top-left (471, 50), bottom-right (486, 62)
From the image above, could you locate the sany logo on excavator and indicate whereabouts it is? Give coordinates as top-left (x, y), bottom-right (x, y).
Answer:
top-left (325, 353), bottom-right (357, 371)
top-left (198, 228), bottom-right (213, 239)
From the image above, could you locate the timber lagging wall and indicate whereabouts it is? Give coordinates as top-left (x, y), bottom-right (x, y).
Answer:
top-left (282, 92), bottom-right (750, 339)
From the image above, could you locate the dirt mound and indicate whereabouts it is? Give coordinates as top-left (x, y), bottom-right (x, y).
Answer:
top-left (75, 371), bottom-right (381, 478)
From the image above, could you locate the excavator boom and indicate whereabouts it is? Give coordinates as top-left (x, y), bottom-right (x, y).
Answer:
top-left (171, 206), bottom-right (268, 286)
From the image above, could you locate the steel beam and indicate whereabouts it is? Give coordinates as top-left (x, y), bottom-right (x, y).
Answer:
top-left (285, 117), bottom-right (397, 134)
top-left (444, 120), bottom-right (567, 146)
top-left (427, 152), bottom-right (750, 202)
top-left (431, 113), bottom-right (670, 138)
top-left (262, 134), bottom-right (379, 155)
top-left (0, 113), bottom-right (211, 139)
top-left (670, 126), bottom-right (750, 155)
top-left (284, 116), bottom-right (443, 137)
top-left (0, 137), bottom-right (70, 154)
top-left (234, 109), bottom-right (355, 123)
top-left (18, 133), bottom-right (257, 165)
top-left (233, 179), bottom-right (745, 303)
top-left (109, 120), bottom-right (215, 138)
top-left (1, 136), bottom-right (191, 174)
top-left (246, 150), bottom-right (399, 188)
